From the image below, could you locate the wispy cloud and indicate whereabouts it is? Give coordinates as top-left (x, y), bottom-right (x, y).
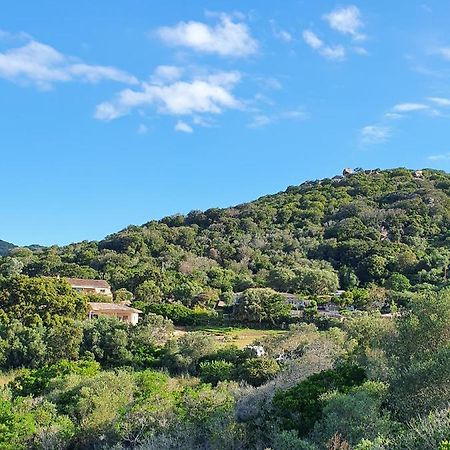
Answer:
top-left (437, 47), bottom-right (450, 60)
top-left (360, 125), bottom-right (391, 145)
top-left (151, 65), bottom-right (184, 84)
top-left (175, 121), bottom-right (193, 133)
top-left (95, 69), bottom-right (242, 121)
top-left (428, 152), bottom-right (450, 161)
top-left (385, 112), bottom-right (404, 120)
top-left (303, 30), bottom-right (323, 50)
top-left (270, 21), bottom-right (292, 43)
top-left (428, 97), bottom-right (450, 106)
top-left (392, 103), bottom-right (429, 112)
top-left (323, 5), bottom-right (365, 41)
top-left (248, 108), bottom-right (308, 129)
top-left (155, 13), bottom-right (258, 57)
top-left (248, 115), bottom-right (272, 128)
top-left (0, 39), bottom-right (137, 90)
top-left (137, 124), bottom-right (148, 134)
top-left (302, 30), bottom-right (346, 61)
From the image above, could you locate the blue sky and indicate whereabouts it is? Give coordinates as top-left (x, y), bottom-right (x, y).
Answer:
top-left (1, 0), bottom-right (450, 246)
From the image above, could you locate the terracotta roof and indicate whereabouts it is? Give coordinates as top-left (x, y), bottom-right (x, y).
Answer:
top-left (66, 278), bottom-right (111, 289)
top-left (88, 302), bottom-right (142, 313)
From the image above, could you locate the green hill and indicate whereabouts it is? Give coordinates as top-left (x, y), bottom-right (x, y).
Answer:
top-left (4, 168), bottom-right (450, 303)
top-left (0, 239), bottom-right (15, 256)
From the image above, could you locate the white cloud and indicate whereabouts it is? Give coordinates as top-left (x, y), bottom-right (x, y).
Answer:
top-left (137, 124), bottom-right (148, 134)
top-left (248, 109), bottom-right (308, 129)
top-left (256, 76), bottom-right (282, 91)
top-left (321, 45), bottom-right (346, 60)
top-left (175, 120), bottom-right (193, 133)
top-left (323, 5), bottom-right (365, 40)
top-left (281, 109), bottom-right (309, 120)
top-left (352, 46), bottom-right (368, 55)
top-left (428, 152), bottom-right (450, 161)
top-left (152, 65), bottom-right (184, 83)
top-left (156, 13), bottom-right (258, 57)
top-left (360, 125), bottom-right (391, 144)
top-left (437, 47), bottom-right (450, 60)
top-left (385, 112), bottom-right (404, 120)
top-left (428, 97), bottom-right (450, 106)
top-left (248, 115), bottom-right (272, 128)
top-left (303, 30), bottom-right (323, 50)
top-left (302, 30), bottom-right (345, 60)
top-left (392, 103), bottom-right (429, 112)
top-left (275, 29), bottom-right (293, 43)
top-left (95, 70), bottom-right (242, 121)
top-left (0, 39), bottom-right (137, 89)
top-left (68, 63), bottom-right (137, 84)
top-left (270, 21), bottom-right (292, 43)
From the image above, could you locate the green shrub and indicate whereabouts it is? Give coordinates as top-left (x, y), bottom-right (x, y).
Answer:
top-left (237, 357), bottom-right (280, 386)
top-left (272, 365), bottom-right (366, 436)
top-left (199, 360), bottom-right (234, 384)
top-left (10, 359), bottom-right (100, 397)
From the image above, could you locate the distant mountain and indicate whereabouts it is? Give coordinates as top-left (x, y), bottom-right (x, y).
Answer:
top-left (0, 240), bottom-right (15, 256)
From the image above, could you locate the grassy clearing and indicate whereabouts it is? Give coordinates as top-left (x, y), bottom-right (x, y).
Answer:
top-left (174, 325), bottom-right (287, 348)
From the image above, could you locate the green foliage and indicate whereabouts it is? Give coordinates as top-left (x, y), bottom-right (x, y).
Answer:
top-left (3, 169), bottom-right (448, 310)
top-left (80, 317), bottom-right (132, 367)
top-left (129, 313), bottom-right (174, 367)
top-left (0, 320), bottom-right (47, 369)
top-left (10, 359), bottom-right (100, 397)
top-left (272, 365), bottom-right (366, 436)
top-left (385, 273), bottom-right (411, 292)
top-left (0, 169), bottom-right (448, 449)
top-left (0, 397), bottom-right (35, 450)
top-left (0, 275), bottom-right (87, 326)
top-left (237, 356), bottom-right (281, 386)
top-left (199, 359), bottom-right (234, 384)
top-left (148, 302), bottom-right (218, 325)
top-left (162, 331), bottom-right (216, 373)
top-left (311, 381), bottom-right (393, 447)
top-left (113, 288), bottom-right (134, 303)
top-left (233, 288), bottom-right (291, 325)
top-left (392, 407), bottom-right (450, 450)
top-left (55, 370), bottom-right (136, 446)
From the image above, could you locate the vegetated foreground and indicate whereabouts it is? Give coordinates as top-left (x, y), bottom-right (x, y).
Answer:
top-left (0, 167), bottom-right (448, 449)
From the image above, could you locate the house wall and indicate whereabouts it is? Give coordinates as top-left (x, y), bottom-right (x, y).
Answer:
top-left (94, 287), bottom-right (112, 297)
top-left (74, 286), bottom-right (112, 297)
top-left (88, 310), bottom-right (138, 324)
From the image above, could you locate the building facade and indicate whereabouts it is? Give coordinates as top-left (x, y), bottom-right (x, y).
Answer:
top-left (66, 277), bottom-right (113, 298)
top-left (88, 302), bottom-right (142, 325)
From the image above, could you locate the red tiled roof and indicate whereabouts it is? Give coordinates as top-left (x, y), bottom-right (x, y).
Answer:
top-left (66, 278), bottom-right (111, 289)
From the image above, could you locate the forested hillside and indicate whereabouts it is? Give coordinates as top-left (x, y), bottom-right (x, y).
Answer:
top-left (2, 168), bottom-right (449, 307)
top-left (0, 168), bottom-right (449, 449)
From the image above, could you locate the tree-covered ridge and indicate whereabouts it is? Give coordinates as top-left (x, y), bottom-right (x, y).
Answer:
top-left (0, 240), bottom-right (15, 257)
top-left (0, 168), bottom-right (449, 449)
top-left (1, 168), bottom-right (449, 308)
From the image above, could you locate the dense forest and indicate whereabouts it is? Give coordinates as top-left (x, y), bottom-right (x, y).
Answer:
top-left (2, 168), bottom-right (450, 306)
top-left (0, 167), bottom-right (449, 449)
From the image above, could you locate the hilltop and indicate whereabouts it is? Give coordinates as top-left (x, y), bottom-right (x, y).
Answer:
top-left (0, 240), bottom-right (15, 256)
top-left (2, 167), bottom-right (448, 305)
